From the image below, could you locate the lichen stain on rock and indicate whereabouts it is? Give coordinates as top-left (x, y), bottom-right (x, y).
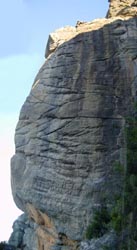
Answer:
top-left (26, 204), bottom-right (58, 250)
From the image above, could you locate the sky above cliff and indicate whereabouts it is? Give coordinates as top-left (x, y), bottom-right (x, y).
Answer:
top-left (0, 0), bottom-right (109, 241)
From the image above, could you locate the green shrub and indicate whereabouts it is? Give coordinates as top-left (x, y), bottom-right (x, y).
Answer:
top-left (85, 110), bottom-right (137, 246)
top-left (102, 246), bottom-right (111, 250)
top-left (113, 161), bottom-right (124, 174)
top-left (109, 196), bottom-right (123, 233)
top-left (85, 206), bottom-right (111, 239)
top-left (0, 242), bottom-right (7, 250)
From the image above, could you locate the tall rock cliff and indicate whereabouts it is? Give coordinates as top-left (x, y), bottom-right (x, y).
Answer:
top-left (9, 1), bottom-right (137, 250)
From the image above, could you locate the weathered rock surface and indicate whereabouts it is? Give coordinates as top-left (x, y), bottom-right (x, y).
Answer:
top-left (107, 0), bottom-right (137, 17)
top-left (80, 232), bottom-right (118, 250)
top-left (10, 2), bottom-right (137, 250)
top-left (9, 213), bottom-right (37, 250)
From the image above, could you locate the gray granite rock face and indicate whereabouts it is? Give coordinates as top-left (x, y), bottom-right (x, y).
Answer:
top-left (80, 232), bottom-right (118, 250)
top-left (10, 7), bottom-right (137, 250)
top-left (9, 214), bottom-right (37, 250)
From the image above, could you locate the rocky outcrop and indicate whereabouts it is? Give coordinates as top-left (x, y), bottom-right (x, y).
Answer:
top-left (9, 213), bottom-right (37, 250)
top-left (80, 232), bottom-right (118, 250)
top-left (10, 2), bottom-right (137, 250)
top-left (107, 0), bottom-right (137, 17)
top-left (45, 26), bottom-right (76, 58)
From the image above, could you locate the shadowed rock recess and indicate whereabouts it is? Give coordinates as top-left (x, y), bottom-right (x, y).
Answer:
top-left (9, 1), bottom-right (137, 250)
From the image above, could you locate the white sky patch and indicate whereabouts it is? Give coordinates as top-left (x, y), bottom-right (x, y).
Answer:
top-left (0, 113), bottom-right (22, 241)
top-left (0, 53), bottom-right (44, 241)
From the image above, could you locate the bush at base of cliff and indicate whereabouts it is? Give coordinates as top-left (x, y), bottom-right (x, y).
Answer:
top-left (85, 207), bottom-right (111, 239)
top-left (0, 242), bottom-right (15, 250)
top-left (0, 242), bottom-right (6, 250)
